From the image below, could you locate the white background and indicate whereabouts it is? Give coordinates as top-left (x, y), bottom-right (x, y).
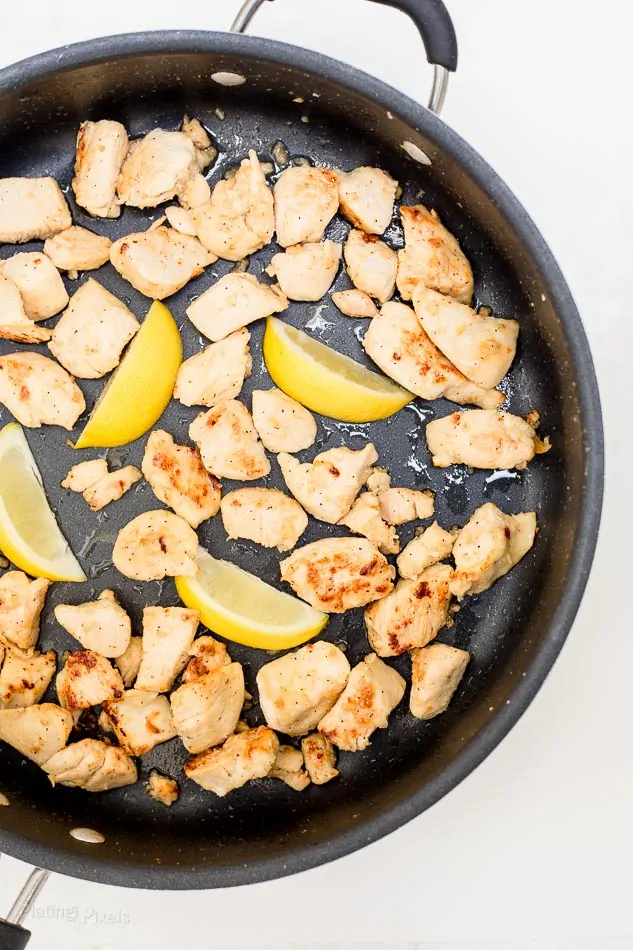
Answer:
top-left (0, 1), bottom-right (628, 948)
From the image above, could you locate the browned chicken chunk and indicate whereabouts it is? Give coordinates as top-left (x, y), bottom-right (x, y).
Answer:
top-left (170, 662), bottom-right (245, 753)
top-left (397, 522), bottom-right (456, 579)
top-left (410, 643), bottom-right (470, 720)
top-left (135, 606), bottom-right (199, 693)
top-left (181, 636), bottom-right (230, 684)
top-left (278, 443), bottom-right (378, 524)
top-left (112, 510), bottom-right (198, 581)
top-left (44, 739), bottom-right (137, 791)
top-left (426, 410), bottom-right (549, 470)
top-left (0, 352), bottom-right (85, 429)
top-left (274, 166), bottom-right (339, 247)
top-left (338, 491), bottom-right (400, 555)
top-left (184, 725), bottom-right (279, 796)
top-left (0, 572), bottom-right (50, 655)
top-left (331, 289), bottom-right (379, 318)
top-left (73, 120), bottom-right (129, 218)
top-left (54, 590), bottom-right (131, 658)
top-left (56, 651), bottom-right (124, 710)
top-left (146, 770), bottom-right (179, 806)
top-left (0, 703), bottom-right (73, 765)
top-left (189, 399), bottom-right (270, 481)
top-left (62, 459), bottom-right (142, 511)
top-left (0, 649), bottom-right (56, 708)
top-left (102, 689), bottom-right (177, 755)
top-left (451, 502), bottom-right (538, 597)
top-left (142, 429), bottom-right (221, 527)
top-left (338, 166), bottom-right (398, 234)
top-left (378, 487), bottom-right (435, 525)
top-left (110, 227), bottom-right (213, 299)
top-left (396, 205), bottom-right (474, 304)
top-left (116, 125), bottom-right (213, 209)
top-left (44, 226), bottom-right (112, 275)
top-left (221, 487), bottom-right (308, 552)
top-left (174, 328), bottom-right (252, 407)
top-left (251, 388), bottom-right (317, 453)
top-left (301, 732), bottom-right (339, 784)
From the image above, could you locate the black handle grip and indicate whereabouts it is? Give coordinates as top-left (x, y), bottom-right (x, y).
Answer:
top-left (0, 920), bottom-right (31, 950)
top-left (368, 0), bottom-right (458, 71)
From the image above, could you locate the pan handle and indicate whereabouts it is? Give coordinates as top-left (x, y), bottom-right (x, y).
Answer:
top-left (0, 867), bottom-right (50, 949)
top-left (230, 0), bottom-right (457, 115)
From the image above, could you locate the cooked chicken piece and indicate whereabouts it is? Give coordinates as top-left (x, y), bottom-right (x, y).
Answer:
top-left (189, 400), bottom-right (270, 481)
top-left (278, 443), bottom-right (378, 524)
top-left (301, 733), bottom-right (339, 785)
top-left (280, 537), bottom-right (395, 613)
top-left (115, 636), bottom-right (143, 688)
top-left (102, 689), bottom-right (177, 756)
top-left (73, 120), bottom-right (129, 218)
top-left (378, 487), bottom-right (434, 525)
top-left (344, 229), bottom-right (397, 303)
top-left (338, 166), bottom-right (397, 235)
top-left (83, 467), bottom-right (143, 511)
top-left (0, 323), bottom-right (52, 344)
top-left (186, 272), bottom-right (287, 342)
top-left (251, 388), bottom-right (317, 453)
top-left (318, 653), bottom-right (405, 752)
top-left (61, 458), bottom-right (108, 492)
top-left (365, 467), bottom-right (391, 494)
top-left (410, 643), bottom-right (470, 720)
top-left (426, 410), bottom-right (549, 470)
top-left (116, 126), bottom-right (212, 209)
top-left (0, 177), bottom-right (72, 243)
top-left (362, 302), bottom-right (503, 408)
top-left (338, 492), bottom-right (400, 555)
top-left (364, 563), bottom-right (453, 656)
top-left (43, 738), bottom-right (137, 791)
top-left (397, 522), bottom-right (456, 579)
top-left (44, 226), bottom-right (112, 275)
top-left (147, 769), bottom-right (180, 806)
top-left (0, 273), bottom-right (53, 343)
top-left (274, 166), bottom-right (339, 247)
top-left (221, 488), bottom-right (308, 552)
top-left (396, 205), bottom-right (474, 304)
top-left (451, 502), bottom-right (538, 597)
top-left (0, 352), bottom-right (85, 429)
top-left (2, 252), bottom-right (68, 320)
top-left (56, 651), bottom-right (124, 710)
top-left (192, 150), bottom-right (274, 260)
top-left (110, 227), bottom-right (213, 300)
top-left (170, 662), bottom-right (244, 753)
top-left (142, 430), bottom-right (221, 527)
top-left (112, 510), bottom-right (198, 581)
top-left (257, 641), bottom-right (350, 737)
top-left (164, 205), bottom-right (197, 236)
top-left (331, 289), bottom-right (379, 318)
top-left (184, 725), bottom-right (279, 796)
top-left (266, 241), bottom-right (341, 301)
top-left (0, 572), bottom-right (50, 654)
top-left (0, 649), bottom-right (56, 708)
top-left (268, 744), bottom-right (311, 791)
top-left (135, 606), bottom-right (199, 693)
top-left (0, 703), bottom-right (72, 765)
top-left (174, 329), bottom-right (252, 407)
top-left (182, 635), bottom-right (230, 684)
top-left (54, 590), bottom-right (131, 658)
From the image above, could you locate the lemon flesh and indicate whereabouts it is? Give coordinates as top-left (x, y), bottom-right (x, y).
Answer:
top-left (263, 316), bottom-right (412, 422)
top-left (0, 423), bottom-right (86, 581)
top-left (176, 548), bottom-right (328, 650)
top-left (74, 300), bottom-right (182, 449)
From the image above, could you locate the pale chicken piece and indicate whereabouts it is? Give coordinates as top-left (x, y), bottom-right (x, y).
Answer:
top-left (110, 227), bottom-right (213, 300)
top-left (277, 443), bottom-right (378, 524)
top-left (44, 226), bottom-right (112, 275)
top-left (54, 590), bottom-right (131, 658)
top-left (0, 703), bottom-right (72, 765)
top-left (331, 289), bottom-right (379, 318)
top-left (73, 120), bottom-right (129, 218)
top-left (268, 744), bottom-right (311, 791)
top-left (115, 636), bottom-right (143, 688)
top-left (184, 725), bottom-right (279, 797)
top-left (56, 651), bottom-right (124, 710)
top-left (189, 400), bottom-right (270, 481)
top-left (0, 649), bottom-right (56, 708)
top-left (318, 653), bottom-right (405, 752)
top-left (396, 205), bottom-right (474, 304)
top-left (186, 272), bottom-right (287, 342)
top-left (147, 770), bottom-right (180, 806)
top-left (365, 467), bottom-right (391, 494)
top-left (451, 502), bottom-right (538, 597)
top-left (410, 643), bottom-right (470, 720)
top-left (344, 229), bottom-right (397, 303)
top-left (2, 252), bottom-right (68, 319)
top-left (338, 166), bottom-right (398, 235)
top-left (397, 522), bottom-right (456, 579)
top-left (116, 127), bottom-right (212, 209)
top-left (0, 572), bottom-right (50, 654)
top-left (49, 278), bottom-right (140, 379)
top-left (135, 606), bottom-right (199, 693)
top-left (280, 537), bottom-right (395, 613)
top-left (413, 286), bottom-right (519, 389)
top-left (0, 273), bottom-right (52, 343)
top-left (43, 738), bottom-right (137, 791)
top-left (170, 662), bottom-right (245, 753)
top-left (426, 410), bottom-right (549, 470)
top-left (338, 491), bottom-right (400, 555)
top-left (274, 166), bottom-right (339, 247)
top-left (0, 177), bottom-right (72, 243)
top-left (62, 458), bottom-right (108, 492)
top-left (164, 205), bottom-right (197, 236)
top-left (301, 732), bottom-right (339, 785)
top-left (266, 241), bottom-right (341, 301)
top-left (257, 641), bottom-right (350, 737)
top-left (251, 388), bottom-right (317, 453)
top-left (174, 329), bottom-right (252, 407)
top-left (182, 635), bottom-right (230, 685)
top-left (112, 510), bottom-right (198, 581)
top-left (221, 488), bottom-right (308, 552)
top-left (142, 430), bottom-right (221, 527)
top-left (82, 467), bottom-right (142, 511)
top-left (0, 352), bottom-right (85, 429)
top-left (102, 689), bottom-right (177, 756)
top-left (364, 563), bottom-right (453, 656)
top-left (378, 487), bottom-right (435, 525)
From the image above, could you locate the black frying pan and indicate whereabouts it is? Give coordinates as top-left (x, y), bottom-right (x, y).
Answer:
top-left (0, 0), bottom-right (603, 942)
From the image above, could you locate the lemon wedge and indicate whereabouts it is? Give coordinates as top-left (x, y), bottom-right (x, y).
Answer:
top-left (0, 423), bottom-right (86, 581)
top-left (74, 300), bottom-right (182, 449)
top-left (263, 316), bottom-right (412, 422)
top-left (176, 547), bottom-right (328, 650)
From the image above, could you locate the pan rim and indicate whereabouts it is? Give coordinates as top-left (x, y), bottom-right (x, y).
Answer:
top-left (0, 29), bottom-right (604, 889)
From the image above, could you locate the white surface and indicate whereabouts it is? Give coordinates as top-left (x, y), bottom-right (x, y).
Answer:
top-left (0, 1), bottom-right (628, 947)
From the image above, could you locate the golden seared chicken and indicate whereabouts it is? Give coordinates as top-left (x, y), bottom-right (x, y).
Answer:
top-left (338, 491), bottom-right (400, 555)
top-left (56, 651), bottom-right (124, 710)
top-left (170, 662), bottom-right (244, 753)
top-left (280, 536), bottom-right (395, 612)
top-left (44, 226), bottom-right (112, 276)
top-left (363, 302), bottom-right (504, 408)
top-left (318, 653), bottom-right (405, 752)
top-left (277, 443), bottom-right (378, 524)
top-left (192, 150), bottom-right (274, 260)
top-left (257, 641), bottom-right (350, 736)
top-left (412, 286), bottom-right (519, 389)
top-left (110, 227), bottom-right (213, 299)
top-left (174, 328), bottom-right (252, 407)
top-left (186, 272), bottom-right (287, 342)
top-left (0, 649), bottom-right (56, 708)
top-left (101, 690), bottom-right (177, 756)
top-left (189, 399), bottom-right (270, 481)
top-left (147, 770), bottom-right (179, 806)
top-left (221, 488), bottom-right (308, 552)
top-left (0, 572), bottom-right (50, 654)
top-left (43, 739), bottom-right (137, 791)
top-left (268, 745), bottom-right (311, 791)
top-left (365, 467), bottom-right (391, 493)
top-left (266, 240), bottom-right (341, 301)
top-left (54, 590), bottom-right (131, 658)
top-left (274, 166), bottom-right (339, 247)
top-left (331, 289), bottom-right (379, 318)
top-left (2, 252), bottom-right (68, 319)
top-left (426, 410), bottom-right (549, 469)
top-left (0, 704), bottom-right (72, 765)
top-left (344, 229), bottom-right (397, 303)
top-left (165, 205), bottom-right (197, 235)
top-left (0, 177), bottom-right (72, 243)
top-left (115, 636), bottom-right (143, 688)
top-left (0, 352), bottom-right (85, 429)
top-left (184, 725), bottom-right (279, 797)
top-left (61, 458), bottom-right (142, 511)
top-left (338, 166), bottom-right (398, 234)
top-left (364, 562), bottom-right (453, 656)
top-left (142, 429), bottom-right (221, 527)
top-left (49, 278), bottom-right (140, 379)
top-left (301, 733), bottom-right (339, 785)
top-left (251, 388), bottom-right (317, 453)
top-left (182, 635), bottom-right (230, 684)
top-left (135, 606), bottom-right (199, 693)
top-left (451, 502), bottom-right (537, 597)
top-left (0, 273), bottom-right (52, 344)
top-left (410, 643), bottom-right (470, 720)
top-left (112, 510), bottom-right (198, 581)
top-left (378, 486), bottom-right (434, 525)
top-left (73, 120), bottom-right (129, 218)
top-left (396, 205), bottom-right (474, 304)
top-left (397, 521), bottom-right (456, 579)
